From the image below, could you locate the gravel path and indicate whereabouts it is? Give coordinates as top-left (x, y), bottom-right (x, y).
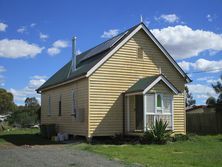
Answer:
top-left (0, 145), bottom-right (129, 167)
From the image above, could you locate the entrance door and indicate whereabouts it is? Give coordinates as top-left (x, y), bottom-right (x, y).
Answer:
top-left (135, 95), bottom-right (143, 130)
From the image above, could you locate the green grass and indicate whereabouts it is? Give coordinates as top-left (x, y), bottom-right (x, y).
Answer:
top-left (0, 128), bottom-right (56, 146)
top-left (76, 135), bottom-right (222, 167)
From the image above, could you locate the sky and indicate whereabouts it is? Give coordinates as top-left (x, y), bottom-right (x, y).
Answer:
top-left (0, 0), bottom-right (221, 105)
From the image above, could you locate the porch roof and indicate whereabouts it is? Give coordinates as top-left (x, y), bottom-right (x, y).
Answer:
top-left (125, 74), bottom-right (179, 95)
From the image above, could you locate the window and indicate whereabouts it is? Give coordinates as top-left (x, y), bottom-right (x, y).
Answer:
top-left (58, 94), bottom-right (62, 116)
top-left (146, 93), bottom-right (173, 129)
top-left (137, 47), bottom-right (144, 59)
top-left (48, 96), bottom-right (51, 115)
top-left (72, 91), bottom-right (77, 118)
top-left (156, 94), bottom-right (162, 113)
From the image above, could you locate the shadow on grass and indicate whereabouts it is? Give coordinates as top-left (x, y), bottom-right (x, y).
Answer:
top-left (0, 133), bottom-right (58, 146)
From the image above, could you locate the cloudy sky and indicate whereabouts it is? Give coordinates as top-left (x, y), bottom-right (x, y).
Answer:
top-left (0, 0), bottom-right (221, 105)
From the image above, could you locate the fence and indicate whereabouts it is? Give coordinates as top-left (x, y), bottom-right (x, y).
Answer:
top-left (186, 111), bottom-right (222, 134)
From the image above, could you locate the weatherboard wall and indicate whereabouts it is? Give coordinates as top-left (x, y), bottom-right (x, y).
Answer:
top-left (41, 78), bottom-right (89, 136)
top-left (89, 29), bottom-right (186, 136)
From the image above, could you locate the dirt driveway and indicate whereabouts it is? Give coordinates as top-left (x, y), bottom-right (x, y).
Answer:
top-left (0, 145), bottom-right (128, 167)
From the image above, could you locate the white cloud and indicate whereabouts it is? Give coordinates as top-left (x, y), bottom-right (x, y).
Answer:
top-left (76, 49), bottom-right (81, 55)
top-left (0, 66), bottom-right (6, 73)
top-left (47, 47), bottom-right (60, 56)
top-left (0, 22), bottom-right (8, 32)
top-left (192, 59), bottom-right (222, 73)
top-left (0, 39), bottom-right (44, 58)
top-left (187, 84), bottom-right (216, 101)
top-left (206, 14), bottom-right (213, 22)
top-left (0, 66), bottom-right (6, 86)
top-left (17, 26), bottom-right (27, 33)
top-left (178, 59), bottom-right (222, 73)
top-left (178, 61), bottom-right (191, 71)
top-left (9, 75), bottom-right (47, 104)
top-left (197, 76), bottom-right (214, 81)
top-left (101, 29), bottom-right (119, 38)
top-left (158, 14), bottom-right (180, 23)
top-left (30, 23), bottom-right (36, 27)
top-left (39, 32), bottom-right (48, 41)
top-left (52, 40), bottom-right (68, 48)
top-left (47, 40), bottom-right (68, 56)
top-left (151, 25), bottom-right (222, 59)
top-left (206, 79), bottom-right (220, 84)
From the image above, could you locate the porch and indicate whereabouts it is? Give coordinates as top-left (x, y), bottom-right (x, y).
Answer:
top-left (124, 74), bottom-right (179, 133)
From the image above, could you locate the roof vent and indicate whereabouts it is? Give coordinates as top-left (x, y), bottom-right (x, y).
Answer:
top-left (72, 36), bottom-right (77, 72)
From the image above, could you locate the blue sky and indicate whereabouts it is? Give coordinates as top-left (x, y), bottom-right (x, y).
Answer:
top-left (0, 0), bottom-right (221, 105)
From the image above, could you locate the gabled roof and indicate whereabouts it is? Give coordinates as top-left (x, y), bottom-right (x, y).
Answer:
top-left (37, 23), bottom-right (191, 92)
top-left (125, 74), bottom-right (179, 95)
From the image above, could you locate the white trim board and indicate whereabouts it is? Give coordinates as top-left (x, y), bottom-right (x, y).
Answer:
top-left (143, 75), bottom-right (179, 95)
top-left (86, 23), bottom-right (191, 83)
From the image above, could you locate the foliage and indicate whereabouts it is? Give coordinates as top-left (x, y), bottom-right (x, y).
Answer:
top-left (0, 88), bottom-right (16, 114)
top-left (171, 134), bottom-right (189, 142)
top-left (142, 119), bottom-right (171, 144)
top-left (7, 97), bottom-right (40, 128)
top-left (185, 86), bottom-right (196, 108)
top-left (206, 96), bottom-right (217, 106)
top-left (211, 75), bottom-right (222, 112)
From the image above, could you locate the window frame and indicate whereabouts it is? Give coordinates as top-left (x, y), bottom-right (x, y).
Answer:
top-left (146, 93), bottom-right (173, 130)
top-left (58, 94), bottom-right (62, 116)
top-left (48, 95), bottom-right (51, 116)
top-left (71, 90), bottom-right (77, 118)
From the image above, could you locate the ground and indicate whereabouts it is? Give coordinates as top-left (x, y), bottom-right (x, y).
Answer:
top-left (0, 129), bottom-right (222, 167)
top-left (0, 129), bottom-right (125, 167)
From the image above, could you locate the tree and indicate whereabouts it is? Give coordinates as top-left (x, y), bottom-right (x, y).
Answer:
top-left (185, 86), bottom-right (196, 108)
top-left (0, 88), bottom-right (16, 114)
top-left (8, 97), bottom-right (40, 127)
top-left (212, 75), bottom-right (222, 104)
top-left (206, 96), bottom-right (216, 106)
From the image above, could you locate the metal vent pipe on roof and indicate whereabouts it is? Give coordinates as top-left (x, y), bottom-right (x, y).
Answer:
top-left (72, 36), bottom-right (77, 72)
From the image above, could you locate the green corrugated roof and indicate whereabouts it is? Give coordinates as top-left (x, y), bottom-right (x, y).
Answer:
top-left (37, 24), bottom-right (140, 91)
top-left (126, 75), bottom-right (160, 94)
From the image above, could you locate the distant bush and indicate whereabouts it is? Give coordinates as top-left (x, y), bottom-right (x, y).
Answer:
top-left (142, 119), bottom-right (171, 144)
top-left (7, 107), bottom-right (40, 128)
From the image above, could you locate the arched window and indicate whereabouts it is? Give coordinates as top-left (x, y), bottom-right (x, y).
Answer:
top-left (157, 94), bottom-right (162, 108)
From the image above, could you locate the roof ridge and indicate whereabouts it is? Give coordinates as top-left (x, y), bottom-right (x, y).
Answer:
top-left (77, 23), bottom-right (141, 63)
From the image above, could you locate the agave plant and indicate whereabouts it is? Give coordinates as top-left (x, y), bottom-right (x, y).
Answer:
top-left (143, 119), bottom-right (171, 144)
top-left (151, 119), bottom-right (171, 144)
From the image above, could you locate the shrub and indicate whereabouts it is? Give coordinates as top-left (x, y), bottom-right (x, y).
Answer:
top-left (142, 119), bottom-right (171, 144)
top-left (171, 134), bottom-right (189, 142)
top-left (7, 107), bottom-right (39, 128)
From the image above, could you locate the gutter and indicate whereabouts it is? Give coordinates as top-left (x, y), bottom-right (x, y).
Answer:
top-left (36, 75), bottom-right (86, 93)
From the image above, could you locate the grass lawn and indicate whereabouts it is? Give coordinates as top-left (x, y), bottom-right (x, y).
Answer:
top-left (77, 135), bottom-right (222, 167)
top-left (0, 128), bottom-right (56, 146)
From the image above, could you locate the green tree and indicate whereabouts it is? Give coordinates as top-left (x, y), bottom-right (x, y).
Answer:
top-left (212, 75), bottom-right (222, 104)
top-left (185, 86), bottom-right (196, 108)
top-left (206, 96), bottom-right (217, 106)
top-left (0, 88), bottom-right (16, 114)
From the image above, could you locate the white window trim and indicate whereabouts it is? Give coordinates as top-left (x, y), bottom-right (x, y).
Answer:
top-left (156, 93), bottom-right (163, 112)
top-left (145, 93), bottom-right (174, 131)
top-left (143, 75), bottom-right (179, 95)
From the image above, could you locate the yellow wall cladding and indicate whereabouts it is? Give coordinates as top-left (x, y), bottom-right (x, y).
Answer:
top-left (89, 29), bottom-right (186, 136)
top-left (41, 78), bottom-right (89, 136)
